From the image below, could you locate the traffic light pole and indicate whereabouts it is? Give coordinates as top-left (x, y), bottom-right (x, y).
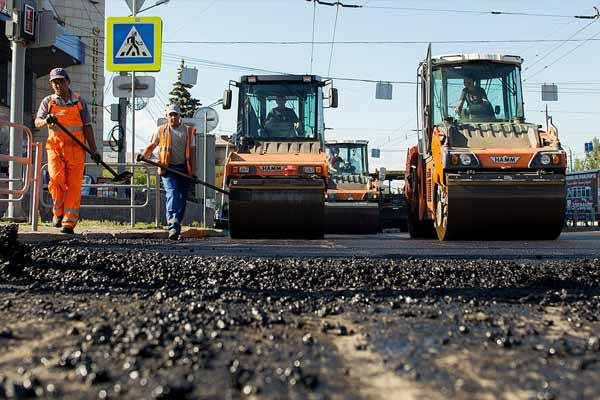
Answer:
top-left (7, 0), bottom-right (26, 220)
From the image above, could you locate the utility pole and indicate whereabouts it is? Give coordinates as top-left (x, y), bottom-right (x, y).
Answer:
top-left (118, 72), bottom-right (128, 170)
top-left (6, 0), bottom-right (26, 220)
top-left (118, 72), bottom-right (128, 199)
top-left (130, 0), bottom-right (137, 227)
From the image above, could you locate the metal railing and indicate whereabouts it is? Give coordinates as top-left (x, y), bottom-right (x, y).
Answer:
top-left (39, 162), bottom-right (162, 228)
top-left (0, 120), bottom-right (43, 231)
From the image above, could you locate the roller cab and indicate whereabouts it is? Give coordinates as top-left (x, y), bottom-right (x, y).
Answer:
top-left (324, 140), bottom-right (380, 234)
top-left (406, 49), bottom-right (567, 240)
top-left (223, 75), bottom-right (337, 238)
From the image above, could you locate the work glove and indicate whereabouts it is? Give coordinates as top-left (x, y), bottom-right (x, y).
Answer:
top-left (91, 152), bottom-right (102, 165)
top-left (45, 114), bottom-right (58, 125)
top-left (136, 153), bottom-right (144, 162)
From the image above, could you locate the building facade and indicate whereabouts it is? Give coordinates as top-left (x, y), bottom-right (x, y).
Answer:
top-left (1, 0), bottom-right (105, 177)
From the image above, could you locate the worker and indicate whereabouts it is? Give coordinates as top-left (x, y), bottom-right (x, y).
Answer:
top-left (264, 96), bottom-right (300, 136)
top-left (34, 67), bottom-right (101, 234)
top-left (454, 77), bottom-right (491, 116)
top-left (329, 147), bottom-right (345, 172)
top-left (139, 104), bottom-right (197, 240)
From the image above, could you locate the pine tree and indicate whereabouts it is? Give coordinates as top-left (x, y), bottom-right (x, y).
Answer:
top-left (167, 60), bottom-right (201, 118)
top-left (574, 137), bottom-right (600, 171)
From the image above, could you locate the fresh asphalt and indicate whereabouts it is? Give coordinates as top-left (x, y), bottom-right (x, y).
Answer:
top-left (61, 229), bottom-right (600, 261)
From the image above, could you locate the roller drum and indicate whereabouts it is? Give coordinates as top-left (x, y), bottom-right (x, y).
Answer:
top-left (325, 202), bottom-right (380, 234)
top-left (229, 179), bottom-right (325, 239)
top-left (436, 173), bottom-right (566, 240)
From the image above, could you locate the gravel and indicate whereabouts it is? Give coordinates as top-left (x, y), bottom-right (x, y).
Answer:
top-left (1, 224), bottom-right (599, 399)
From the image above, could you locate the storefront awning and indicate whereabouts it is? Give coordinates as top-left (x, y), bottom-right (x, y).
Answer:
top-left (27, 25), bottom-right (85, 77)
top-left (0, 21), bottom-right (85, 77)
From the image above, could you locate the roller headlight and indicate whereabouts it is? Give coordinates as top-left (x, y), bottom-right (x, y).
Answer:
top-left (529, 151), bottom-right (565, 168)
top-left (239, 166), bottom-right (250, 173)
top-left (446, 152), bottom-right (479, 168)
top-left (459, 154), bottom-right (472, 166)
top-left (540, 154), bottom-right (551, 165)
top-left (303, 166), bottom-right (316, 174)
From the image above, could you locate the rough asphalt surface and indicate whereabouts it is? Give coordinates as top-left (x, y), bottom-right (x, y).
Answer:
top-left (1, 224), bottom-right (600, 399)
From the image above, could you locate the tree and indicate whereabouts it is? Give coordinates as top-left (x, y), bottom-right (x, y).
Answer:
top-left (573, 137), bottom-right (600, 171)
top-left (167, 60), bottom-right (201, 118)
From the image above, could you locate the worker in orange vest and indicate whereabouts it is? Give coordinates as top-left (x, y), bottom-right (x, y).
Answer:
top-left (34, 68), bottom-right (101, 234)
top-left (139, 104), bottom-right (197, 240)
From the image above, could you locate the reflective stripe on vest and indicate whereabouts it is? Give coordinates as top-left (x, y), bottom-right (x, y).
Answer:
top-left (48, 93), bottom-right (85, 143)
top-left (157, 124), bottom-right (196, 176)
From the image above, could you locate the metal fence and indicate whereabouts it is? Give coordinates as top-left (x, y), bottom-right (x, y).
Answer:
top-left (40, 162), bottom-right (162, 228)
top-left (0, 120), bottom-right (43, 231)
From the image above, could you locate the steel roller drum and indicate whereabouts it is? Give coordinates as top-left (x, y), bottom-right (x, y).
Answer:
top-left (228, 179), bottom-right (325, 239)
top-left (324, 202), bottom-right (380, 234)
top-left (436, 173), bottom-right (566, 240)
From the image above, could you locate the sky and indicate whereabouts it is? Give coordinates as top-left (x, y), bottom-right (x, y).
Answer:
top-left (103, 0), bottom-right (600, 171)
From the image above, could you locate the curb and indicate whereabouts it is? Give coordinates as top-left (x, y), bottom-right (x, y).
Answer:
top-left (17, 227), bottom-right (227, 243)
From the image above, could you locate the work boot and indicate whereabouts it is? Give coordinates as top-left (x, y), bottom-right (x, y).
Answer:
top-left (168, 228), bottom-right (179, 240)
top-left (60, 226), bottom-right (74, 235)
top-left (52, 215), bottom-right (63, 228)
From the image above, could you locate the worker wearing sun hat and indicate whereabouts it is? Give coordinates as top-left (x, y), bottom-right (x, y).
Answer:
top-left (34, 67), bottom-right (101, 235)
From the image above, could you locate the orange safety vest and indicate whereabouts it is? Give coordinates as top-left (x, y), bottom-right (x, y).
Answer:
top-left (157, 123), bottom-right (196, 176)
top-left (47, 93), bottom-right (85, 145)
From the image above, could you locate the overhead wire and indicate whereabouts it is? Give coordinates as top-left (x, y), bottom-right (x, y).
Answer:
top-left (327, 3), bottom-right (341, 76)
top-left (525, 25), bottom-right (600, 81)
top-left (361, 5), bottom-right (600, 19)
top-left (161, 38), bottom-right (600, 45)
top-left (523, 18), bottom-right (599, 75)
top-left (310, 0), bottom-right (317, 74)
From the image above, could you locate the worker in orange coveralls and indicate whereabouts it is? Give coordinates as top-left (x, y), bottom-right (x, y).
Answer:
top-left (34, 68), bottom-right (101, 234)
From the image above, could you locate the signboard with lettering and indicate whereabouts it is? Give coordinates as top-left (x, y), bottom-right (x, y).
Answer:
top-left (20, 0), bottom-right (35, 42)
top-left (566, 171), bottom-right (600, 222)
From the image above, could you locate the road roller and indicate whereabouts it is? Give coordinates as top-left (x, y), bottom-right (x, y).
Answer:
top-left (405, 46), bottom-right (567, 240)
top-left (222, 75), bottom-right (338, 238)
top-left (324, 140), bottom-right (381, 234)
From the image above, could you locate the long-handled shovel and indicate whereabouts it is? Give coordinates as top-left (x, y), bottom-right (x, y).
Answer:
top-left (137, 156), bottom-right (230, 196)
top-left (52, 120), bottom-right (133, 183)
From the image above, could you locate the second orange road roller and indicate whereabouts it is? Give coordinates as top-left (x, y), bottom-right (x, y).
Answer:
top-left (405, 47), bottom-right (567, 240)
top-left (324, 140), bottom-right (381, 234)
top-left (222, 74), bottom-right (338, 238)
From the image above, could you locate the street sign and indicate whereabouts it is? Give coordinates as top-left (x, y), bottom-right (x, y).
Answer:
top-left (124, 0), bottom-right (146, 14)
top-left (181, 67), bottom-right (198, 86)
top-left (113, 75), bottom-right (156, 98)
top-left (106, 16), bottom-right (162, 72)
top-left (542, 84), bottom-right (558, 102)
top-left (194, 107), bottom-right (219, 133)
top-left (376, 82), bottom-right (393, 100)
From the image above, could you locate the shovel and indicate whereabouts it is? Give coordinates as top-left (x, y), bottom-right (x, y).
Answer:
top-left (52, 119), bottom-right (133, 183)
top-left (137, 155), bottom-right (230, 196)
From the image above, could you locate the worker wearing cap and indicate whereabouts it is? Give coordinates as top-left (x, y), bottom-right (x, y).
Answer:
top-left (34, 68), bottom-right (101, 234)
top-left (139, 104), bottom-right (197, 240)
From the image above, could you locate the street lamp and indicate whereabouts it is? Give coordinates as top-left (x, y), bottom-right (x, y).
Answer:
top-left (563, 144), bottom-right (574, 172)
top-left (129, 0), bottom-right (170, 15)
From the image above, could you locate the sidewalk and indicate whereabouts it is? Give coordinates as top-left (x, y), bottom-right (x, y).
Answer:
top-left (16, 224), bottom-right (226, 243)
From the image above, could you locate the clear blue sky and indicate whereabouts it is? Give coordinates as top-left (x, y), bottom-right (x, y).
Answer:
top-left (104, 0), bottom-right (600, 171)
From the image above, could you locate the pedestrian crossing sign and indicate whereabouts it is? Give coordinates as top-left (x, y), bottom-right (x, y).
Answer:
top-left (106, 16), bottom-right (162, 72)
